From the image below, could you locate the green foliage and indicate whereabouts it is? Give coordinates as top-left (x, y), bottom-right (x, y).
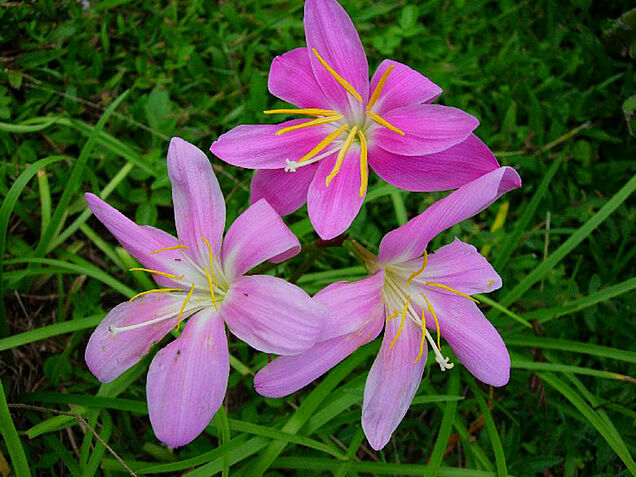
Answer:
top-left (0, 0), bottom-right (634, 475)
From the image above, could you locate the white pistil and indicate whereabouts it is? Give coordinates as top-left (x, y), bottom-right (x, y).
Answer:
top-left (424, 331), bottom-right (454, 371)
top-left (284, 145), bottom-right (343, 172)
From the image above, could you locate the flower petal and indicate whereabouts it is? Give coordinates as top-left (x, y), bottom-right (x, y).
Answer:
top-left (378, 166), bottom-right (522, 264)
top-left (147, 308), bottom-right (229, 448)
top-left (304, 0), bottom-right (369, 112)
top-left (221, 275), bottom-right (324, 355)
top-left (221, 199), bottom-right (301, 281)
top-left (167, 138), bottom-right (226, 262)
top-left (362, 316), bottom-right (425, 451)
top-left (307, 146), bottom-right (365, 240)
top-left (369, 59), bottom-right (442, 115)
top-left (369, 134), bottom-right (500, 192)
top-left (425, 293), bottom-right (510, 387)
top-left (85, 193), bottom-right (200, 288)
top-left (210, 121), bottom-right (330, 169)
top-left (314, 271), bottom-right (385, 340)
top-left (414, 238), bottom-right (502, 295)
top-left (268, 47), bottom-right (329, 108)
top-left (85, 294), bottom-right (190, 383)
top-left (254, 314), bottom-right (383, 398)
top-left (374, 104), bottom-right (479, 156)
top-left (251, 165), bottom-right (315, 217)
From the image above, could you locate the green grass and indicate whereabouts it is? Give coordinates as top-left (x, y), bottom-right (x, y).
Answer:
top-left (1, 0), bottom-right (635, 475)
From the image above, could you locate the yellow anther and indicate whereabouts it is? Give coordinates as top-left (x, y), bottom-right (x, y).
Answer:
top-left (149, 245), bottom-right (188, 254)
top-left (129, 268), bottom-right (184, 280)
top-left (413, 308), bottom-right (427, 364)
top-left (357, 130), bottom-right (368, 197)
top-left (312, 48), bottom-right (363, 102)
top-left (276, 114), bottom-right (344, 136)
top-left (263, 108), bottom-right (340, 117)
top-left (298, 124), bottom-right (348, 163)
top-left (201, 237), bottom-right (218, 286)
top-left (367, 64), bottom-right (395, 110)
top-left (129, 288), bottom-right (180, 302)
top-left (326, 126), bottom-right (357, 186)
top-left (425, 282), bottom-right (479, 303)
top-left (203, 267), bottom-right (218, 311)
top-left (406, 250), bottom-right (428, 286)
top-left (365, 110), bottom-right (405, 136)
top-left (487, 279), bottom-right (494, 288)
top-left (420, 293), bottom-right (441, 350)
top-left (389, 296), bottom-right (410, 349)
top-left (385, 309), bottom-right (399, 322)
top-left (176, 283), bottom-right (195, 332)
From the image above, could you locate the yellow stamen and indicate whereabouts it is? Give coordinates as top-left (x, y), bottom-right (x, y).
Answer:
top-left (176, 283), bottom-right (195, 332)
top-left (425, 282), bottom-right (479, 303)
top-left (389, 296), bottom-right (410, 349)
top-left (357, 130), bottom-right (368, 197)
top-left (201, 237), bottom-right (218, 286)
top-left (406, 250), bottom-right (428, 286)
top-left (276, 114), bottom-right (344, 136)
top-left (326, 126), bottom-right (357, 186)
top-left (263, 108), bottom-right (340, 117)
top-left (298, 124), bottom-right (348, 163)
top-left (366, 110), bottom-right (405, 136)
top-left (129, 288), bottom-right (180, 302)
top-left (420, 293), bottom-right (441, 350)
top-left (129, 268), bottom-right (183, 280)
top-left (367, 64), bottom-right (395, 109)
top-left (149, 245), bottom-right (188, 254)
top-left (385, 309), bottom-right (399, 322)
top-left (413, 308), bottom-right (427, 364)
top-left (203, 268), bottom-right (218, 310)
top-left (312, 48), bottom-right (363, 102)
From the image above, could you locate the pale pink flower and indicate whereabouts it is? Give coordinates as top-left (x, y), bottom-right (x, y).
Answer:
top-left (210, 0), bottom-right (500, 239)
top-left (254, 166), bottom-right (521, 450)
top-left (85, 138), bottom-right (325, 448)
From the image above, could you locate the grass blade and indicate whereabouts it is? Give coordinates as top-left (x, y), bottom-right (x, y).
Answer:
top-left (0, 381), bottom-right (30, 477)
top-left (425, 371), bottom-right (460, 477)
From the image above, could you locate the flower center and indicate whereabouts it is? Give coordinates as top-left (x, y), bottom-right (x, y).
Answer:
top-left (264, 49), bottom-right (404, 197)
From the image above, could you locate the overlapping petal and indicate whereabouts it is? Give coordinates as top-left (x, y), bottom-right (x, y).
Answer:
top-left (307, 146), bottom-right (366, 239)
top-left (379, 166), bottom-right (522, 264)
top-left (146, 309), bottom-right (229, 448)
top-left (369, 59), bottom-right (442, 114)
top-left (362, 316), bottom-right (425, 450)
top-left (221, 275), bottom-right (324, 355)
top-left (221, 199), bottom-right (301, 280)
top-left (374, 104), bottom-right (479, 156)
top-left (167, 138), bottom-right (226, 261)
top-left (369, 134), bottom-right (500, 192)
top-left (251, 166), bottom-right (315, 217)
top-left (268, 47), bottom-right (329, 108)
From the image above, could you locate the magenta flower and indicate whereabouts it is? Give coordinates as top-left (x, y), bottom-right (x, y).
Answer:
top-left (254, 166), bottom-right (521, 450)
top-left (84, 138), bottom-right (325, 448)
top-left (210, 0), bottom-right (500, 240)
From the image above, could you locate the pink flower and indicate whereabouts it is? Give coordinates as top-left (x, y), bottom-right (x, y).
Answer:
top-left (210, 0), bottom-right (500, 240)
top-left (254, 166), bottom-right (521, 450)
top-left (84, 138), bottom-right (325, 448)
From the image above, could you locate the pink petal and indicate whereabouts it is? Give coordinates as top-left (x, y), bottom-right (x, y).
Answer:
top-left (251, 165), bottom-right (315, 217)
top-left (304, 0), bottom-right (369, 113)
top-left (147, 308), bottom-right (229, 448)
top-left (210, 121), bottom-right (330, 170)
top-left (167, 138), bottom-right (226, 263)
top-left (424, 293), bottom-right (510, 387)
top-left (362, 316), bottom-right (425, 451)
top-left (221, 199), bottom-right (301, 281)
top-left (85, 294), bottom-right (187, 383)
top-left (378, 166), bottom-right (522, 264)
top-left (221, 275), bottom-right (324, 355)
top-left (307, 146), bottom-right (365, 240)
top-left (414, 238), bottom-right (502, 295)
top-left (268, 47), bottom-right (329, 108)
top-left (374, 104), bottom-right (479, 156)
top-left (313, 271), bottom-right (385, 340)
top-left (368, 59), bottom-right (442, 115)
top-left (369, 134), bottom-right (500, 192)
top-left (254, 314), bottom-right (383, 398)
top-left (85, 193), bottom-right (199, 288)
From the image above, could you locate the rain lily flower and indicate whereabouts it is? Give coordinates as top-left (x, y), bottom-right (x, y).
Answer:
top-left (254, 166), bottom-right (521, 450)
top-left (210, 0), bottom-right (500, 240)
top-left (84, 138), bottom-right (325, 448)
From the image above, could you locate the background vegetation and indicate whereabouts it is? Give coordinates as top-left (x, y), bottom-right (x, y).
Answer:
top-left (1, 0), bottom-right (635, 475)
